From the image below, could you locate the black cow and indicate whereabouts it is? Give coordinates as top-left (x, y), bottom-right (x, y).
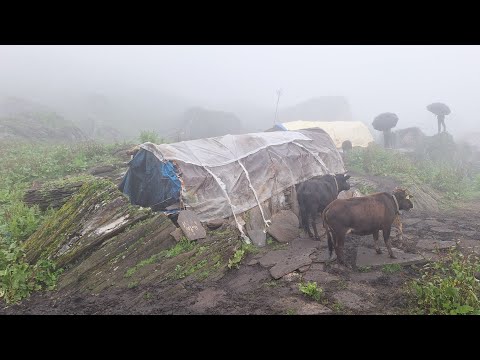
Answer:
top-left (297, 173), bottom-right (351, 240)
top-left (322, 188), bottom-right (414, 265)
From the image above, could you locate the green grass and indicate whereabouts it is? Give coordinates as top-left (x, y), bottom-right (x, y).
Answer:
top-left (382, 263), bottom-right (403, 274)
top-left (298, 281), bottom-right (323, 302)
top-left (0, 140), bottom-right (130, 304)
top-left (345, 144), bottom-right (480, 202)
top-left (139, 130), bottom-right (166, 144)
top-left (408, 249), bottom-right (480, 315)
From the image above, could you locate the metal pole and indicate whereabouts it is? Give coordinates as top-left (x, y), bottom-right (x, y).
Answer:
top-left (274, 89), bottom-right (282, 125)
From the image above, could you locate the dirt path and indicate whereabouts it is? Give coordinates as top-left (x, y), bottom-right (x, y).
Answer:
top-left (2, 198), bottom-right (478, 315)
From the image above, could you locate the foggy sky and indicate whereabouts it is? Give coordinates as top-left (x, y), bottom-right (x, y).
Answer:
top-left (1, 45), bottom-right (480, 137)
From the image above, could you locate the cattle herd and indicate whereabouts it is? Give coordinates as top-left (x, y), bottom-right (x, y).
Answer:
top-left (296, 174), bottom-right (414, 265)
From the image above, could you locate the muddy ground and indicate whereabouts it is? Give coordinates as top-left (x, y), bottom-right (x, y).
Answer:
top-left (1, 173), bottom-right (479, 315)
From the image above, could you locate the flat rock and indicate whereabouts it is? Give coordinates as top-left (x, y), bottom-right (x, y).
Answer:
top-left (416, 239), bottom-right (456, 251)
top-left (430, 226), bottom-right (455, 233)
top-left (303, 270), bottom-right (340, 284)
top-left (170, 227), bottom-right (183, 242)
top-left (269, 249), bottom-right (315, 279)
top-left (177, 210), bottom-right (206, 240)
top-left (356, 246), bottom-right (425, 268)
top-left (247, 229), bottom-right (266, 247)
top-left (245, 206), bottom-right (268, 247)
top-left (267, 210), bottom-right (300, 243)
top-left (298, 265), bottom-right (311, 273)
top-left (333, 291), bottom-right (374, 311)
top-left (310, 248), bottom-right (334, 263)
top-left (258, 250), bottom-right (290, 267)
top-left (309, 263), bottom-right (325, 271)
top-left (206, 219), bottom-right (224, 230)
top-left (247, 259), bottom-right (259, 266)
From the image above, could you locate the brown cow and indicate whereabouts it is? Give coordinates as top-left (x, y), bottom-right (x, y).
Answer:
top-left (322, 188), bottom-right (414, 265)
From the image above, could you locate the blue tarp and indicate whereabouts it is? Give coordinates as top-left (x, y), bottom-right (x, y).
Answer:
top-left (119, 149), bottom-right (181, 210)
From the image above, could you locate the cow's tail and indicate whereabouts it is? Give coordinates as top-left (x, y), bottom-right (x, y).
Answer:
top-left (322, 206), bottom-right (335, 258)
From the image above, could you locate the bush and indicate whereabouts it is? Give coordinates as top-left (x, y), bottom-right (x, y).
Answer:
top-left (408, 249), bottom-right (480, 315)
top-left (0, 240), bottom-right (62, 304)
top-left (345, 144), bottom-right (479, 200)
top-left (139, 130), bottom-right (164, 144)
top-left (299, 281), bottom-right (323, 301)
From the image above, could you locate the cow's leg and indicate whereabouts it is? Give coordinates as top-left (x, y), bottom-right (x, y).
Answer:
top-left (327, 229), bottom-right (334, 259)
top-left (311, 211), bottom-right (320, 240)
top-left (373, 230), bottom-right (382, 254)
top-left (437, 119), bottom-right (441, 134)
top-left (392, 215), bottom-right (403, 242)
top-left (397, 218), bottom-right (403, 242)
top-left (303, 206), bottom-right (314, 238)
top-left (298, 204), bottom-right (305, 229)
top-left (382, 226), bottom-right (397, 259)
top-left (335, 232), bottom-right (346, 264)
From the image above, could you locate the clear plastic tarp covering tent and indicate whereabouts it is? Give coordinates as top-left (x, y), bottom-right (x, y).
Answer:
top-left (137, 129), bottom-right (345, 226)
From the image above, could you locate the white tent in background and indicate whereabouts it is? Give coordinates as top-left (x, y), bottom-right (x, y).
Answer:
top-left (269, 120), bottom-right (374, 149)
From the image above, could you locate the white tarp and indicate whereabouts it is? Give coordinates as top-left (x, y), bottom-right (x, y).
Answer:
top-left (279, 120), bottom-right (374, 148)
top-left (140, 129), bottom-right (345, 223)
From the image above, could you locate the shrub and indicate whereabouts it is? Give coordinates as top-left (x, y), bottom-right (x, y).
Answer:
top-left (408, 249), bottom-right (480, 315)
top-left (299, 281), bottom-right (323, 302)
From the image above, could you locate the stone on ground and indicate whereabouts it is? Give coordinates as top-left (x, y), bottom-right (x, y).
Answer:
top-left (267, 210), bottom-right (300, 243)
top-left (177, 210), bottom-right (206, 240)
top-left (356, 246), bottom-right (425, 268)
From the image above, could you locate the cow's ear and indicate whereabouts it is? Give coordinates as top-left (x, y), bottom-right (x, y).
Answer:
top-left (344, 174), bottom-right (351, 180)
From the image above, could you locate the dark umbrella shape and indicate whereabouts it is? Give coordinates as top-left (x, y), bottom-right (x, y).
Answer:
top-left (372, 112), bottom-right (399, 148)
top-left (427, 102), bottom-right (451, 116)
top-left (427, 102), bottom-right (450, 133)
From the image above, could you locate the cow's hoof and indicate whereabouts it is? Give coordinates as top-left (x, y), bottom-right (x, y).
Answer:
top-left (389, 255), bottom-right (397, 259)
top-left (376, 249), bottom-right (383, 254)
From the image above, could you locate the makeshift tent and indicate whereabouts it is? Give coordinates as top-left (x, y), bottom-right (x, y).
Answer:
top-left (268, 120), bottom-right (374, 148)
top-left (119, 129), bottom-right (344, 229)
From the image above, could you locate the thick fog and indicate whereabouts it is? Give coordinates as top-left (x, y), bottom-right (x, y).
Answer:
top-left (1, 45), bottom-right (480, 138)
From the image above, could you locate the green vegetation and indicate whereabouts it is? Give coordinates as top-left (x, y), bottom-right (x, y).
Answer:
top-left (227, 241), bottom-right (259, 269)
top-left (0, 141), bottom-right (129, 304)
top-left (298, 281), bottom-right (323, 302)
top-left (345, 144), bottom-right (480, 201)
top-left (228, 248), bottom-right (246, 269)
top-left (0, 241), bottom-right (62, 304)
top-left (408, 249), bottom-right (480, 315)
top-left (125, 239), bottom-right (196, 278)
top-left (356, 183), bottom-right (376, 195)
top-left (382, 263), bottom-right (403, 274)
top-left (358, 265), bottom-right (372, 272)
top-left (332, 302), bottom-right (345, 312)
top-left (164, 238), bottom-right (195, 258)
top-left (264, 280), bottom-right (279, 288)
top-left (139, 130), bottom-right (165, 144)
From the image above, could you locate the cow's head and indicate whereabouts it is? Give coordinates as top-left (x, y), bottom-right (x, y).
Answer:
top-left (393, 187), bottom-right (414, 211)
top-left (334, 173), bottom-right (351, 193)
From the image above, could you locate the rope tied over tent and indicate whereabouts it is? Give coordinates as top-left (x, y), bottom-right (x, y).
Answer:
top-left (237, 159), bottom-right (272, 231)
top-left (203, 166), bottom-right (251, 244)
